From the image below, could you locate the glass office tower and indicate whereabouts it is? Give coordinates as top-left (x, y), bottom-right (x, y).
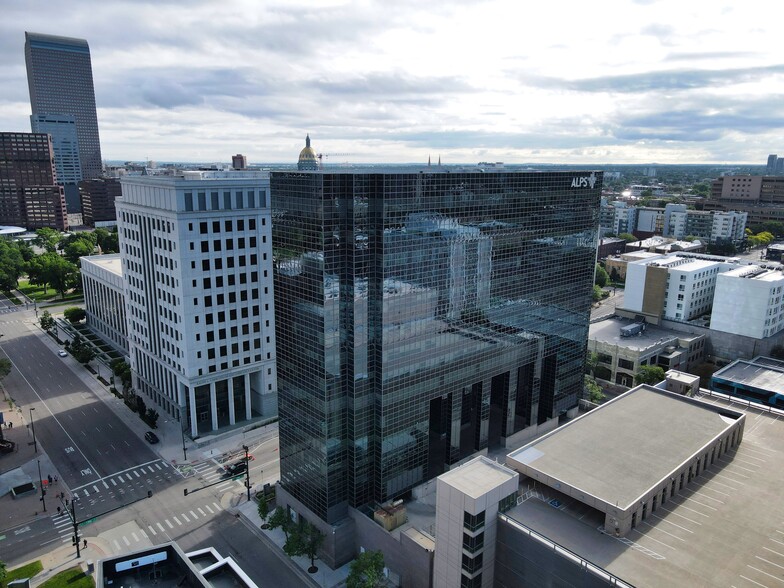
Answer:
top-left (272, 170), bottom-right (602, 526)
top-left (25, 33), bottom-right (104, 192)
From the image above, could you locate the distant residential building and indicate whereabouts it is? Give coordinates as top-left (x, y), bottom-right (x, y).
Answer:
top-left (231, 154), bottom-right (247, 170)
top-left (588, 317), bottom-right (706, 387)
top-left (635, 207), bottom-right (664, 237)
top-left (0, 132), bottom-right (68, 230)
top-left (116, 171), bottom-right (277, 436)
top-left (25, 32), bottom-right (103, 184)
top-left (629, 184), bottom-right (665, 197)
top-left (79, 177), bottom-right (121, 227)
top-left (624, 252), bottom-right (738, 322)
top-left (81, 254), bottom-right (128, 354)
top-left (666, 209), bottom-right (747, 244)
top-left (707, 175), bottom-right (784, 225)
top-left (710, 265), bottom-right (784, 339)
top-left (599, 200), bottom-right (637, 235)
top-left (605, 250), bottom-right (663, 282)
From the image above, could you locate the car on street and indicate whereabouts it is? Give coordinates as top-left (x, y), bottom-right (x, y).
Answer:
top-left (58, 350), bottom-right (68, 357)
top-left (144, 431), bottom-right (159, 444)
top-left (224, 461), bottom-right (247, 476)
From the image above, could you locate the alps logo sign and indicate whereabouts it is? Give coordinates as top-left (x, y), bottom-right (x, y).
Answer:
top-left (570, 172), bottom-right (598, 189)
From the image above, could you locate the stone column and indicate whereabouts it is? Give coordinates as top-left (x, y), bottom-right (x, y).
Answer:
top-left (189, 386), bottom-right (198, 438)
top-left (228, 376), bottom-right (236, 425)
top-left (244, 373), bottom-right (252, 420)
top-left (210, 381), bottom-right (218, 431)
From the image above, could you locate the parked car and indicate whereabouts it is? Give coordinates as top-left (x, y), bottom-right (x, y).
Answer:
top-left (58, 350), bottom-right (68, 357)
top-left (144, 431), bottom-right (159, 444)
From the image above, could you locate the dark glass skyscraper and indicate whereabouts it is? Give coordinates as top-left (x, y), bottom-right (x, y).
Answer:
top-left (25, 32), bottom-right (103, 200)
top-left (272, 170), bottom-right (601, 542)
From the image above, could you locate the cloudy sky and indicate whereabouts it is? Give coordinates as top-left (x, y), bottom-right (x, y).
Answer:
top-left (1, 0), bottom-right (782, 164)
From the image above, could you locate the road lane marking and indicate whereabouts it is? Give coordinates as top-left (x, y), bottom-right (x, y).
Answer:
top-left (181, 513), bottom-right (190, 522)
top-left (763, 546), bottom-right (784, 559)
top-left (190, 510), bottom-right (198, 519)
top-left (157, 523), bottom-right (165, 533)
top-left (93, 485), bottom-right (99, 493)
top-left (113, 540), bottom-right (120, 550)
top-left (134, 471), bottom-right (140, 478)
top-left (739, 575), bottom-right (770, 587)
top-left (165, 520), bottom-right (173, 529)
top-left (148, 525), bottom-right (156, 535)
top-left (746, 565), bottom-right (784, 584)
top-left (757, 556), bottom-right (784, 571)
top-left (140, 529), bottom-right (148, 538)
top-left (103, 482), bottom-right (109, 489)
top-left (198, 508), bottom-right (206, 516)
top-left (132, 532), bottom-right (139, 542)
top-left (213, 502), bottom-right (221, 511)
top-left (155, 464), bottom-right (162, 470)
top-left (173, 516), bottom-right (182, 525)
top-left (111, 479), bottom-right (117, 486)
top-left (116, 475), bottom-right (125, 483)
top-left (123, 536), bottom-right (130, 546)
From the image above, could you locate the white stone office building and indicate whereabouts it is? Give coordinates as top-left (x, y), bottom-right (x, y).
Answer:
top-left (81, 254), bottom-right (128, 355)
top-left (117, 172), bottom-right (277, 437)
top-left (710, 266), bottom-right (784, 339)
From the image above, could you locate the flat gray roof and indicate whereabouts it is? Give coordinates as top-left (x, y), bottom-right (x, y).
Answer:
top-left (507, 386), bottom-right (739, 510)
top-left (713, 356), bottom-right (784, 393)
top-left (589, 317), bottom-right (683, 351)
top-left (438, 456), bottom-right (517, 499)
top-left (503, 394), bottom-right (784, 587)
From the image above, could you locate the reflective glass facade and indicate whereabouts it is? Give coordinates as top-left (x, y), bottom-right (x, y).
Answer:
top-left (272, 170), bottom-right (602, 523)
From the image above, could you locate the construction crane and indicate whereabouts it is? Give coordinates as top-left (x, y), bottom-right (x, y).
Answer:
top-left (317, 153), bottom-right (356, 164)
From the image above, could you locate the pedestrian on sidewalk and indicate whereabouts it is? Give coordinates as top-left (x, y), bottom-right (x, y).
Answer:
top-left (83, 539), bottom-right (87, 549)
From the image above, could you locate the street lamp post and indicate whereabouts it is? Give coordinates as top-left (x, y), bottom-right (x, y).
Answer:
top-left (29, 407), bottom-right (37, 454)
top-left (179, 406), bottom-right (188, 461)
top-left (36, 459), bottom-right (46, 512)
top-left (243, 444), bottom-right (251, 502)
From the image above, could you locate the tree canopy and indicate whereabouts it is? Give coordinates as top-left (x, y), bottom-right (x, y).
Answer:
top-left (39, 310), bottom-right (55, 332)
top-left (26, 252), bottom-right (79, 298)
top-left (0, 240), bottom-right (26, 291)
top-left (595, 264), bottom-right (609, 288)
top-left (68, 334), bottom-right (96, 364)
top-left (618, 233), bottom-right (637, 242)
top-left (32, 228), bottom-right (61, 252)
top-left (63, 307), bottom-right (87, 324)
top-left (635, 365), bottom-right (665, 385)
top-left (347, 550), bottom-right (386, 588)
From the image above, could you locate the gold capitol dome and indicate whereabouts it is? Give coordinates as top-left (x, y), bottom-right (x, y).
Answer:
top-left (297, 134), bottom-right (320, 170)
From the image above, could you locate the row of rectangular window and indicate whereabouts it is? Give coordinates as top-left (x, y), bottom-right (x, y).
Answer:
top-left (184, 191), bottom-right (266, 212)
top-left (194, 218), bottom-right (261, 233)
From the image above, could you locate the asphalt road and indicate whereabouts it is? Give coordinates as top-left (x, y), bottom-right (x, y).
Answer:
top-left (0, 317), bottom-right (160, 487)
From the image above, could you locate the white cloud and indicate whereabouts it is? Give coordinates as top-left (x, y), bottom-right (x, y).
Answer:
top-left (1, 0), bottom-right (782, 164)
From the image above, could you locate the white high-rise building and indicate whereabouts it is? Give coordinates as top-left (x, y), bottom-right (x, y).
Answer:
top-left (117, 171), bottom-right (277, 437)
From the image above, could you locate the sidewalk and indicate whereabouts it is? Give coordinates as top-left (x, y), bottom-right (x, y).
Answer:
top-left (234, 498), bottom-right (352, 588)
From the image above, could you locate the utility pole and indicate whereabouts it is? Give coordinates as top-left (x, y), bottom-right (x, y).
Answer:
top-left (60, 493), bottom-right (81, 558)
top-left (29, 407), bottom-right (37, 453)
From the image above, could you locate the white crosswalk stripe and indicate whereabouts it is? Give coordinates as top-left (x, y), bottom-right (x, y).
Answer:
top-left (204, 504), bottom-right (214, 514)
top-left (173, 516), bottom-right (182, 526)
top-left (157, 522), bottom-right (165, 533)
top-left (166, 519), bottom-right (174, 529)
top-left (131, 532), bottom-right (139, 542)
top-left (181, 513), bottom-right (190, 523)
top-left (148, 525), bottom-right (157, 535)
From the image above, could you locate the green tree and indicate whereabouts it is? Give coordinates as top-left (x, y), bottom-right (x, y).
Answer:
top-left (585, 352), bottom-right (599, 377)
top-left (0, 240), bottom-right (26, 291)
top-left (347, 550), bottom-right (386, 588)
top-left (592, 284), bottom-right (604, 302)
top-left (111, 359), bottom-right (133, 391)
top-left (618, 233), bottom-right (637, 242)
top-left (39, 310), bottom-right (56, 332)
top-left (635, 365), bottom-right (666, 385)
top-left (63, 238), bottom-right (95, 265)
top-left (63, 307), bottom-right (86, 324)
top-left (284, 519), bottom-right (325, 572)
top-left (146, 408), bottom-right (159, 428)
top-left (26, 252), bottom-right (79, 298)
top-left (268, 507), bottom-right (291, 539)
top-left (584, 375), bottom-right (605, 403)
top-left (595, 264), bottom-right (609, 288)
top-left (0, 358), bottom-right (12, 380)
top-left (1, 559), bottom-right (6, 586)
top-left (69, 334), bottom-right (96, 364)
top-left (94, 228), bottom-right (120, 253)
top-left (33, 228), bottom-right (61, 252)
top-left (257, 494), bottom-right (270, 527)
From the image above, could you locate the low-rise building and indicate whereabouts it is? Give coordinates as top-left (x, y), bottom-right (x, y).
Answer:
top-left (710, 265), bottom-right (784, 339)
top-left (711, 355), bottom-right (784, 409)
top-left (588, 317), bottom-right (705, 387)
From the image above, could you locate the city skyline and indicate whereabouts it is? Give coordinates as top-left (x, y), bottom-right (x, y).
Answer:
top-left (1, 0), bottom-right (782, 164)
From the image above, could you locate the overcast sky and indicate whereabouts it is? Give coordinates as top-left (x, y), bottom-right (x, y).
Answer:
top-left (2, 0), bottom-right (782, 164)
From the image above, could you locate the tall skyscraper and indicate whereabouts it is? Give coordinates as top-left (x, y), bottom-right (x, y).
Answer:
top-left (30, 113), bottom-right (82, 211)
top-left (79, 177), bottom-right (121, 227)
top-left (767, 154), bottom-right (778, 175)
top-left (0, 132), bottom-right (68, 230)
top-left (272, 169), bottom-right (602, 566)
top-left (116, 172), bottom-right (277, 437)
top-left (25, 31), bottom-right (104, 210)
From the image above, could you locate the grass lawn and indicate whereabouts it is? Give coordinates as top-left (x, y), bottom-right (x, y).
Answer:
top-left (17, 280), bottom-right (82, 303)
top-left (1, 292), bottom-right (22, 305)
top-left (38, 567), bottom-right (95, 588)
top-left (2, 560), bottom-right (43, 588)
